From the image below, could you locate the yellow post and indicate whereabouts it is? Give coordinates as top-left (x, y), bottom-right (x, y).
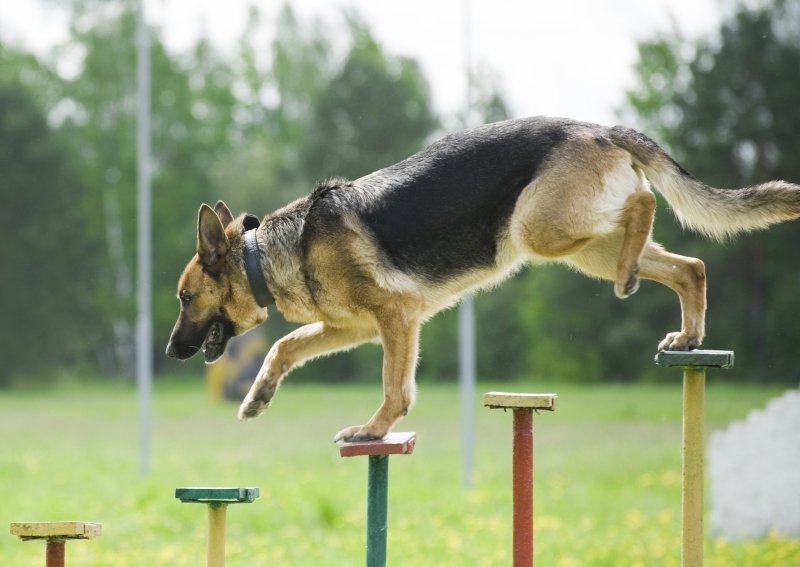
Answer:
top-left (207, 503), bottom-right (227, 567)
top-left (655, 349), bottom-right (733, 567)
top-left (682, 367), bottom-right (705, 567)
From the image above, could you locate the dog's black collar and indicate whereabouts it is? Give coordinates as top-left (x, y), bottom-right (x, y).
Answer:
top-left (243, 227), bottom-right (274, 308)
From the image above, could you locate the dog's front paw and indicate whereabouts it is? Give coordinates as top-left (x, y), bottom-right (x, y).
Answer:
top-left (658, 331), bottom-right (701, 352)
top-left (238, 387), bottom-right (274, 421)
top-left (237, 398), bottom-right (270, 420)
top-left (238, 380), bottom-right (277, 421)
top-left (334, 425), bottom-right (386, 443)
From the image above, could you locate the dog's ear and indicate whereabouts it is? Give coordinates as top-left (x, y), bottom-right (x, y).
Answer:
top-left (214, 200), bottom-right (234, 228)
top-left (197, 203), bottom-right (229, 272)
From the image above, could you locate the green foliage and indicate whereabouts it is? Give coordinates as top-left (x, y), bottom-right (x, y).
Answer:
top-left (622, 34), bottom-right (688, 152)
top-left (0, 77), bottom-right (98, 385)
top-left (624, 0), bottom-right (800, 383)
top-left (304, 15), bottom-right (439, 180)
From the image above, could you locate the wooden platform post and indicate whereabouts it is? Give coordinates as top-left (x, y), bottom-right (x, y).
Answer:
top-left (483, 392), bottom-right (557, 567)
top-left (339, 432), bottom-right (416, 567)
top-left (175, 487), bottom-right (259, 567)
top-left (655, 349), bottom-right (734, 567)
top-left (10, 521), bottom-right (102, 567)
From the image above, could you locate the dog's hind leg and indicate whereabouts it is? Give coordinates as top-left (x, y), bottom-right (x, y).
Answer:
top-left (334, 294), bottom-right (423, 443)
top-left (568, 238), bottom-right (706, 351)
top-left (614, 185), bottom-right (656, 299)
top-left (639, 243), bottom-right (707, 351)
top-left (238, 323), bottom-right (378, 420)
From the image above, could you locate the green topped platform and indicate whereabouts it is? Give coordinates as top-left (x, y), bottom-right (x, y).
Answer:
top-left (654, 350), bottom-right (734, 369)
top-left (655, 348), bottom-right (734, 567)
top-left (175, 487), bottom-right (259, 504)
top-left (176, 487), bottom-right (260, 567)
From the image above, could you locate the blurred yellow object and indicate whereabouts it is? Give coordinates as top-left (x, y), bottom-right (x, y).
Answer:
top-left (206, 330), bottom-right (268, 401)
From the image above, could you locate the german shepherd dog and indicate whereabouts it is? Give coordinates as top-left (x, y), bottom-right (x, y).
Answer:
top-left (166, 116), bottom-right (800, 442)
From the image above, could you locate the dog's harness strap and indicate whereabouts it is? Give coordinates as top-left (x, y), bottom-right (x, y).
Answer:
top-left (243, 228), bottom-right (274, 308)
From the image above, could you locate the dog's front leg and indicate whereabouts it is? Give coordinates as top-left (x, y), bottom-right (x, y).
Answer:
top-left (238, 322), bottom-right (377, 420)
top-left (334, 297), bottom-right (422, 443)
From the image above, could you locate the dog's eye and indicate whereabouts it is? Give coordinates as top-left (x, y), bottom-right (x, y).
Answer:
top-left (179, 290), bottom-right (192, 306)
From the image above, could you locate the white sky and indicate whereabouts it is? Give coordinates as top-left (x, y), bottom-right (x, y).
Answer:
top-left (0, 0), bottom-right (723, 125)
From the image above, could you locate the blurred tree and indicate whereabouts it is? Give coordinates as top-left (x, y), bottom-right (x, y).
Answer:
top-left (212, 4), bottom-right (335, 214)
top-left (0, 78), bottom-right (98, 384)
top-left (31, 1), bottom-right (241, 376)
top-left (303, 15), bottom-right (439, 181)
top-left (621, 0), bottom-right (800, 383)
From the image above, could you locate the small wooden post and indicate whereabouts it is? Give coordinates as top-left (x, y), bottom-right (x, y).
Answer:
top-left (10, 521), bottom-right (102, 567)
top-left (483, 392), bottom-right (557, 567)
top-left (339, 432), bottom-right (416, 567)
top-left (176, 487), bottom-right (259, 567)
top-left (655, 349), bottom-right (734, 567)
top-left (207, 503), bottom-right (227, 567)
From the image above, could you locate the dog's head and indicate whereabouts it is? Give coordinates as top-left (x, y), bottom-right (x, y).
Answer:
top-left (165, 201), bottom-right (269, 363)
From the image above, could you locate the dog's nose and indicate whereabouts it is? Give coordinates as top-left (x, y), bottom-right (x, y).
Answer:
top-left (165, 342), bottom-right (178, 358)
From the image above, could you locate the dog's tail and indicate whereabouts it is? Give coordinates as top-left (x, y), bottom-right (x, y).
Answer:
top-left (609, 125), bottom-right (800, 240)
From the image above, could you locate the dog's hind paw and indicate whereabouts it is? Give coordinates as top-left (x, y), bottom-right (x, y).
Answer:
top-left (658, 331), bottom-right (701, 352)
top-left (614, 269), bottom-right (640, 299)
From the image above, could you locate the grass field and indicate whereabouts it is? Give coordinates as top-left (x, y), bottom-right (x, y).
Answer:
top-left (1, 376), bottom-right (798, 566)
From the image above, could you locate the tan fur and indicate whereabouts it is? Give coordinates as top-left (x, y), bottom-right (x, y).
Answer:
top-left (236, 136), bottom-right (703, 441)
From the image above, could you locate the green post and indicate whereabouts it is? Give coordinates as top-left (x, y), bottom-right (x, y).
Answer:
top-left (367, 455), bottom-right (389, 567)
top-left (339, 432), bottom-right (416, 567)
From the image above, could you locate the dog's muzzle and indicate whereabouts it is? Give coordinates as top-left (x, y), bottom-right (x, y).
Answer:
top-left (165, 316), bottom-right (235, 364)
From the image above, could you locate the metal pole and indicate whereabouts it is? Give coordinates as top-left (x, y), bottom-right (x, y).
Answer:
top-left (513, 409), bottom-right (534, 567)
top-left (682, 368), bottom-right (705, 567)
top-left (366, 455), bottom-right (389, 567)
top-left (459, 294), bottom-right (476, 488)
top-left (136, 0), bottom-right (153, 475)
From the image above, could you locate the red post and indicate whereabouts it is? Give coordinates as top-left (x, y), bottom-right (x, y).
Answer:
top-left (45, 540), bottom-right (65, 567)
top-left (483, 392), bottom-right (556, 567)
top-left (513, 409), bottom-right (534, 567)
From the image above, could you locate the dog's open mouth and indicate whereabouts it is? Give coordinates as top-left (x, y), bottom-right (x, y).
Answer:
top-left (202, 318), bottom-right (234, 363)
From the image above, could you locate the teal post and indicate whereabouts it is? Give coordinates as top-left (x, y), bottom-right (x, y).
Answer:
top-left (367, 455), bottom-right (389, 567)
top-left (339, 432), bottom-right (416, 567)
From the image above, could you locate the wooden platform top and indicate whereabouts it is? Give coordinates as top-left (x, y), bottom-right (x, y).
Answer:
top-left (10, 522), bottom-right (102, 540)
top-left (175, 487), bottom-right (260, 503)
top-left (483, 392), bottom-right (557, 411)
top-left (654, 349), bottom-right (734, 369)
top-left (339, 431), bottom-right (416, 458)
